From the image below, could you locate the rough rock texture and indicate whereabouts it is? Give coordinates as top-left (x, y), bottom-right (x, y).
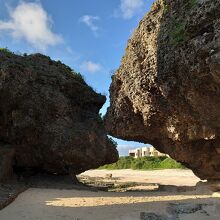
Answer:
top-left (0, 184), bottom-right (27, 210)
top-left (0, 145), bottom-right (15, 182)
top-left (0, 52), bottom-right (118, 179)
top-left (105, 0), bottom-right (220, 180)
top-left (141, 203), bottom-right (218, 220)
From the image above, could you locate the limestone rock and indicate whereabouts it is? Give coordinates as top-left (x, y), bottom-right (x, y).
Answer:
top-left (0, 144), bottom-right (15, 182)
top-left (196, 181), bottom-right (220, 192)
top-left (105, 0), bottom-right (220, 180)
top-left (0, 52), bottom-right (118, 178)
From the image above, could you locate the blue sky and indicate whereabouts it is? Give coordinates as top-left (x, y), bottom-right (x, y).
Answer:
top-left (0, 0), bottom-right (154, 155)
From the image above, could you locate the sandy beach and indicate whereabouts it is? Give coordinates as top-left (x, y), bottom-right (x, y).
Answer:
top-left (81, 169), bottom-right (201, 186)
top-left (0, 169), bottom-right (219, 220)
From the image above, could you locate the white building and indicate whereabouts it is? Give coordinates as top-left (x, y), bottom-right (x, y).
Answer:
top-left (128, 146), bottom-right (168, 158)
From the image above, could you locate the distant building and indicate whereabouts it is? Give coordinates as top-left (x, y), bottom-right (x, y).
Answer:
top-left (128, 146), bottom-right (168, 158)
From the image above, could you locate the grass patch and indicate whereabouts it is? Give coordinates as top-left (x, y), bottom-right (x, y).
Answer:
top-left (99, 156), bottom-right (185, 170)
top-left (0, 48), bottom-right (13, 55)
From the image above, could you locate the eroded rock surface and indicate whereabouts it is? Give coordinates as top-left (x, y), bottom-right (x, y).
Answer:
top-left (0, 52), bottom-right (118, 180)
top-left (0, 144), bottom-right (14, 182)
top-left (105, 0), bottom-right (220, 180)
top-left (140, 203), bottom-right (219, 220)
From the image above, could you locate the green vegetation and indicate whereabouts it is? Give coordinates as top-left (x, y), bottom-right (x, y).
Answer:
top-left (0, 48), bottom-right (86, 85)
top-left (185, 0), bottom-right (197, 9)
top-left (0, 47), bottom-right (13, 55)
top-left (108, 137), bottom-right (118, 147)
top-left (99, 156), bottom-right (185, 170)
top-left (72, 71), bottom-right (86, 84)
top-left (160, 157), bottom-right (184, 169)
top-left (169, 0), bottom-right (198, 45)
top-left (163, 0), bottom-right (197, 15)
top-left (170, 21), bottom-right (188, 45)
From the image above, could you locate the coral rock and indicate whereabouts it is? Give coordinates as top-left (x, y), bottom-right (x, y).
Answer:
top-left (0, 52), bottom-right (118, 179)
top-left (105, 0), bottom-right (220, 180)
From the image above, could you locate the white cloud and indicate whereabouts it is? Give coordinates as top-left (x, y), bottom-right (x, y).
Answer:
top-left (81, 61), bottom-right (102, 73)
top-left (79, 15), bottom-right (100, 33)
top-left (117, 145), bottom-right (134, 156)
top-left (119, 0), bottom-right (144, 19)
top-left (0, 2), bottom-right (62, 50)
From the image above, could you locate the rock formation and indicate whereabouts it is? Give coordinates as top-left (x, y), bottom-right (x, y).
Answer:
top-left (0, 52), bottom-right (118, 181)
top-left (105, 0), bottom-right (220, 180)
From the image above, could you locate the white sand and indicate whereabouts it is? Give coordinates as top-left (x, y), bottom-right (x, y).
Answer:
top-left (81, 169), bottom-right (201, 186)
top-left (0, 169), bottom-right (219, 220)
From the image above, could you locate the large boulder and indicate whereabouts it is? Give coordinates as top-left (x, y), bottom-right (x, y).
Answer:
top-left (0, 52), bottom-right (118, 178)
top-left (105, 0), bottom-right (220, 180)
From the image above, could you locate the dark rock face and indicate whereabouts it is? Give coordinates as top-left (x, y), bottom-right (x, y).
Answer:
top-left (0, 52), bottom-right (118, 178)
top-left (105, 0), bottom-right (220, 180)
top-left (0, 144), bottom-right (15, 182)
